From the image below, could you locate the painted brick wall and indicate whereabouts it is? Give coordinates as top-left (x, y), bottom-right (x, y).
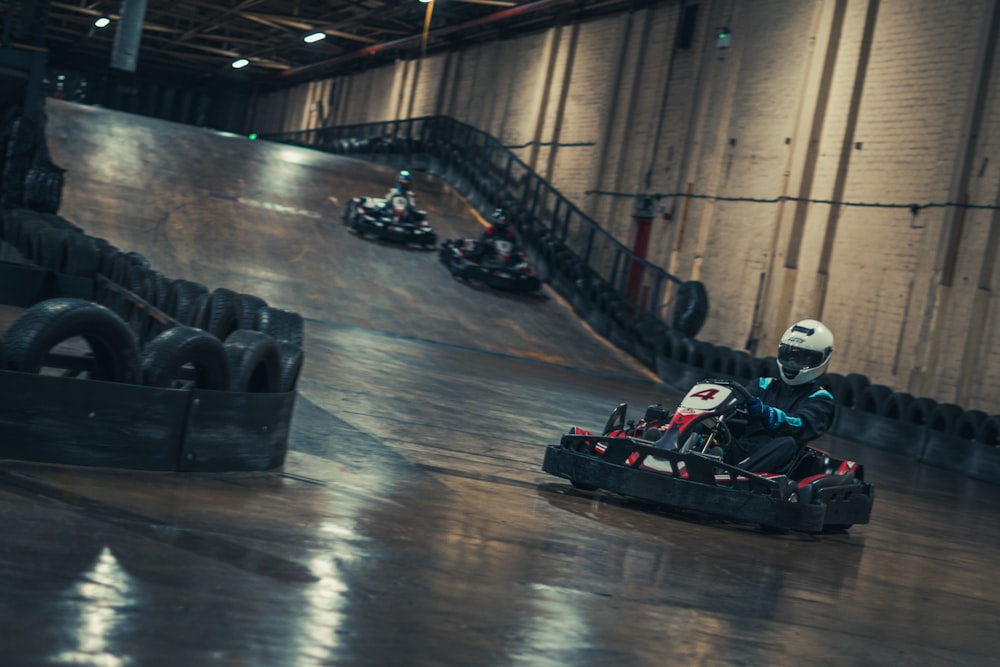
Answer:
top-left (256, 0), bottom-right (1000, 413)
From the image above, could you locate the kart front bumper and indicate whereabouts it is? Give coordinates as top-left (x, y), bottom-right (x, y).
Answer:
top-left (542, 437), bottom-right (872, 532)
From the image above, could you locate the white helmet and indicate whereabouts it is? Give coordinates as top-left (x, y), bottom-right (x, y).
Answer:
top-left (776, 319), bottom-right (834, 385)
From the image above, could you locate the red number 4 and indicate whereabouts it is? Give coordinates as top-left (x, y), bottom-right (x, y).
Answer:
top-left (690, 388), bottom-right (720, 401)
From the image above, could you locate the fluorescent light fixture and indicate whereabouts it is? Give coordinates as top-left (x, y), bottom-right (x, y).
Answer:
top-left (304, 31), bottom-right (327, 43)
top-left (94, 17), bottom-right (111, 28)
top-left (231, 58), bottom-right (250, 69)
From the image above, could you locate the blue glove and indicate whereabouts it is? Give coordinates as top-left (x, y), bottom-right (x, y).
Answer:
top-left (748, 397), bottom-right (780, 428)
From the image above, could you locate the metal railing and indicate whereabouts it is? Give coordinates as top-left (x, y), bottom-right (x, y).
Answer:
top-left (259, 116), bottom-right (706, 347)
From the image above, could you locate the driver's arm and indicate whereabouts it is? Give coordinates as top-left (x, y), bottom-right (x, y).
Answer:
top-left (746, 379), bottom-right (835, 444)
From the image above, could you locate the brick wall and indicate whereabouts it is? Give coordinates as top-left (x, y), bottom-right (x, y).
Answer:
top-left (256, 0), bottom-right (1000, 413)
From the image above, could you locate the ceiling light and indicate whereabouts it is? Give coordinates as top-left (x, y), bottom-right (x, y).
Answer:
top-left (94, 17), bottom-right (111, 28)
top-left (231, 58), bottom-right (250, 69)
top-left (304, 32), bottom-right (327, 43)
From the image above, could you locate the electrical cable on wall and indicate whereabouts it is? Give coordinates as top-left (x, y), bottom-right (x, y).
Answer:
top-left (584, 189), bottom-right (1000, 216)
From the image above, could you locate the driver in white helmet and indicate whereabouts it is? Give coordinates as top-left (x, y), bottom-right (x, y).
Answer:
top-left (726, 319), bottom-right (836, 472)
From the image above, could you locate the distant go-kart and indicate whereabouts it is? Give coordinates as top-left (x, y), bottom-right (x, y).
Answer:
top-left (542, 378), bottom-right (874, 533)
top-left (438, 237), bottom-right (541, 293)
top-left (342, 192), bottom-right (437, 249)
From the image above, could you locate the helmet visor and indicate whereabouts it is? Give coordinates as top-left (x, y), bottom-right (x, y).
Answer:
top-left (778, 343), bottom-right (825, 371)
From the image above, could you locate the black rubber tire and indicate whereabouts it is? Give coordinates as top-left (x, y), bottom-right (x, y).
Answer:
top-left (857, 384), bottom-right (893, 414)
top-left (706, 344), bottom-right (731, 375)
top-left (204, 288), bottom-right (241, 341)
top-left (879, 392), bottom-right (915, 420)
top-left (254, 306), bottom-right (305, 347)
top-left (672, 280), bottom-right (709, 338)
top-left (928, 403), bottom-right (964, 434)
top-left (141, 326), bottom-right (230, 390)
top-left (61, 232), bottom-right (101, 277)
top-left (976, 415), bottom-right (1000, 446)
top-left (837, 373), bottom-right (871, 408)
top-left (675, 335), bottom-right (697, 365)
top-left (4, 297), bottom-right (141, 383)
top-left (235, 293), bottom-right (269, 330)
top-left (163, 279), bottom-right (209, 326)
top-left (904, 397), bottom-right (938, 426)
top-left (955, 409), bottom-right (989, 441)
top-left (275, 340), bottom-right (304, 392)
top-left (757, 356), bottom-right (780, 378)
top-left (224, 329), bottom-right (281, 393)
top-left (821, 372), bottom-right (844, 397)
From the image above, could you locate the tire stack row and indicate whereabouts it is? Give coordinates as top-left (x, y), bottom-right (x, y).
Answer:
top-left (820, 372), bottom-right (1000, 446)
top-left (0, 207), bottom-right (306, 395)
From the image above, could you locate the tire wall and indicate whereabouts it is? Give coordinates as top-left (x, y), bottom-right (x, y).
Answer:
top-left (0, 207), bottom-right (306, 472)
top-left (247, 0), bottom-right (1000, 418)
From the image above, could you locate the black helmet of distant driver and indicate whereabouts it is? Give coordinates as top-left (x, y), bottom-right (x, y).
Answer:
top-left (396, 170), bottom-right (412, 188)
top-left (776, 319), bottom-right (834, 385)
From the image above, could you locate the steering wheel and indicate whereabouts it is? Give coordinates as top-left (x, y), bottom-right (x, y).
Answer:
top-left (602, 403), bottom-right (628, 435)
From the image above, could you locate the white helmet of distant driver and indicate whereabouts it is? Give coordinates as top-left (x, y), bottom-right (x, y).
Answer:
top-left (776, 319), bottom-right (834, 385)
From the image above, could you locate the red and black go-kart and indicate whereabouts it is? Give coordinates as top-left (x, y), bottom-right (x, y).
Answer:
top-left (541, 378), bottom-right (874, 533)
top-left (342, 192), bottom-right (437, 249)
top-left (438, 237), bottom-right (542, 293)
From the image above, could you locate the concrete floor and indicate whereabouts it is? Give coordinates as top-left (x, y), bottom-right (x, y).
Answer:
top-left (0, 98), bottom-right (998, 666)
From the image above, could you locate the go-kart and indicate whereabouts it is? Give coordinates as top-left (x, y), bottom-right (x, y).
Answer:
top-left (342, 192), bottom-right (437, 248)
top-left (439, 237), bottom-right (541, 293)
top-left (541, 378), bottom-right (874, 533)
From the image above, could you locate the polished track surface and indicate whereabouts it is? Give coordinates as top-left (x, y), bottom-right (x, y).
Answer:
top-left (1, 99), bottom-right (998, 666)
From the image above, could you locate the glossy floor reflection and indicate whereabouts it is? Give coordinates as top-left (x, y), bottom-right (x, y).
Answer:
top-left (0, 99), bottom-right (997, 666)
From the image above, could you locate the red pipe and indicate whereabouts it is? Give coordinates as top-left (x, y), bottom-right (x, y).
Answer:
top-left (281, 0), bottom-right (574, 79)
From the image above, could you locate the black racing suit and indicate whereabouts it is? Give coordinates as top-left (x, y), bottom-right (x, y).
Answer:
top-left (726, 377), bottom-right (835, 472)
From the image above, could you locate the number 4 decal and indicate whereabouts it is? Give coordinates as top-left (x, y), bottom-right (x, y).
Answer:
top-left (690, 388), bottom-right (720, 401)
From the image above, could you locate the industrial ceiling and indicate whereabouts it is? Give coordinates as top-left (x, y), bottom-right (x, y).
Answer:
top-left (42, 0), bottom-right (653, 87)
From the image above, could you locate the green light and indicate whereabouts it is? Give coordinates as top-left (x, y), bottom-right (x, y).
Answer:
top-left (248, 133), bottom-right (258, 140)
top-left (718, 31), bottom-right (728, 38)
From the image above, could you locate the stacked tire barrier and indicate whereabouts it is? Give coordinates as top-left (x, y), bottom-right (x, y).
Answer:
top-left (0, 207), bottom-right (306, 472)
top-left (262, 118), bottom-right (1000, 485)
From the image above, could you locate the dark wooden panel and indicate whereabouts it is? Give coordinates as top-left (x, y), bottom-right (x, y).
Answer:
top-left (0, 369), bottom-right (187, 469)
top-left (180, 389), bottom-right (296, 472)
